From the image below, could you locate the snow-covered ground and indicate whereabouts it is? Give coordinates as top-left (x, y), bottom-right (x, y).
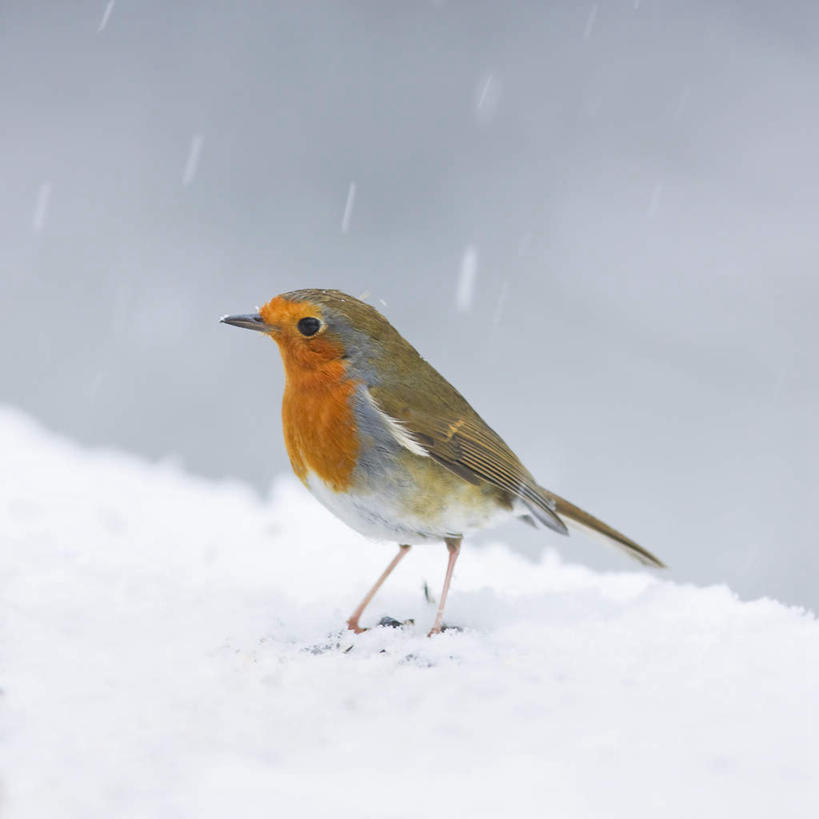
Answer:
top-left (1, 406), bottom-right (817, 818)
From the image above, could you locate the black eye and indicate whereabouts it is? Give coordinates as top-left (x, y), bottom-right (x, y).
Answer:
top-left (297, 316), bottom-right (321, 337)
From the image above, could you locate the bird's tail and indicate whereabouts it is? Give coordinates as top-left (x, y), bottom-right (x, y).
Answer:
top-left (538, 487), bottom-right (666, 569)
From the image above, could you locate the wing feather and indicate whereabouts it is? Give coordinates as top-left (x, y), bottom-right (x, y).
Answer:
top-left (368, 386), bottom-right (568, 535)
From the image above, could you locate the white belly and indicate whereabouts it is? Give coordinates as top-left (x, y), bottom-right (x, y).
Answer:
top-left (304, 470), bottom-right (512, 545)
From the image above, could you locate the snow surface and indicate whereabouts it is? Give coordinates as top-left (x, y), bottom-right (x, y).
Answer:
top-left (1, 406), bottom-right (817, 818)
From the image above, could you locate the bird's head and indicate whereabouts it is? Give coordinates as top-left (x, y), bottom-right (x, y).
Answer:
top-left (221, 289), bottom-right (407, 379)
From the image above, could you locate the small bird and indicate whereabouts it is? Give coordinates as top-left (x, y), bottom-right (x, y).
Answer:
top-left (222, 289), bottom-right (664, 636)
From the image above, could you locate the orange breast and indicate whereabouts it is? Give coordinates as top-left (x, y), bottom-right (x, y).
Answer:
top-left (280, 357), bottom-right (360, 493)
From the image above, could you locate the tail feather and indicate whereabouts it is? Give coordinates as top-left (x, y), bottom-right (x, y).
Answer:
top-left (539, 487), bottom-right (666, 569)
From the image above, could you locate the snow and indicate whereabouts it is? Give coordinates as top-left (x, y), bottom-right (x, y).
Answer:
top-left (341, 182), bottom-right (356, 233)
top-left (674, 84), bottom-right (691, 121)
top-left (475, 73), bottom-right (501, 123)
top-left (583, 5), bottom-right (598, 41)
top-left (1, 406), bottom-right (817, 818)
top-left (493, 279), bottom-right (510, 325)
top-left (182, 134), bottom-right (204, 187)
top-left (31, 182), bottom-right (51, 233)
top-left (647, 181), bottom-right (663, 217)
top-left (97, 1), bottom-right (115, 34)
top-left (456, 245), bottom-right (478, 311)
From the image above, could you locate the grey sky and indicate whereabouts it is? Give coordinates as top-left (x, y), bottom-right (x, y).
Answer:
top-left (2, 1), bottom-right (817, 609)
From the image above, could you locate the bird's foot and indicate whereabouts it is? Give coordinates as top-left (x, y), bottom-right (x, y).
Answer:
top-left (346, 615), bottom-right (414, 633)
top-left (427, 622), bottom-right (462, 638)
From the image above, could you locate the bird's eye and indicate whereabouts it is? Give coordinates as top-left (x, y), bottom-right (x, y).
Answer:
top-left (297, 316), bottom-right (322, 337)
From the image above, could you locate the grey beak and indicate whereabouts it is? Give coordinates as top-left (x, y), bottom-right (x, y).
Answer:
top-left (220, 313), bottom-right (273, 332)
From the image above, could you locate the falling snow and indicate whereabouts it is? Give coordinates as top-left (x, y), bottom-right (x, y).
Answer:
top-left (674, 85), bottom-right (691, 120)
top-left (182, 134), bottom-right (204, 187)
top-left (341, 182), bottom-right (356, 233)
top-left (475, 73), bottom-right (501, 123)
top-left (456, 245), bottom-right (478, 312)
top-left (97, 1), bottom-right (115, 33)
top-left (493, 280), bottom-right (510, 325)
top-left (583, 4), bottom-right (598, 40)
top-left (32, 183), bottom-right (51, 233)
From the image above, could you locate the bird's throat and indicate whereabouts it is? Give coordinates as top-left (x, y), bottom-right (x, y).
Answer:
top-left (280, 360), bottom-right (359, 493)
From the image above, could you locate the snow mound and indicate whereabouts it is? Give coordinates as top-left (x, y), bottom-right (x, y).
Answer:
top-left (1, 407), bottom-right (817, 818)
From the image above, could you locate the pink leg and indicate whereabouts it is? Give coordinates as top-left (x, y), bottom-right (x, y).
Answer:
top-left (428, 537), bottom-right (461, 636)
top-left (347, 544), bottom-right (411, 633)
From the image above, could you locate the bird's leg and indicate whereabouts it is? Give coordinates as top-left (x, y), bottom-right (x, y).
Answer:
top-left (427, 537), bottom-right (461, 637)
top-left (346, 544), bottom-right (411, 633)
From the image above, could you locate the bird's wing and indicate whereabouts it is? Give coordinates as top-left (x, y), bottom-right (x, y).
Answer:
top-left (367, 375), bottom-right (665, 568)
top-left (367, 384), bottom-right (568, 535)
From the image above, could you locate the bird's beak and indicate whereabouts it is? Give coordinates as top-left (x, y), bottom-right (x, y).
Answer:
top-left (220, 313), bottom-right (278, 333)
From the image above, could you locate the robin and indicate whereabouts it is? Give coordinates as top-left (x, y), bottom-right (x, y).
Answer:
top-left (222, 289), bottom-right (664, 636)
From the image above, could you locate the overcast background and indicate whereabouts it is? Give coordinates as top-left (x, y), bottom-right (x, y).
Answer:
top-left (2, 0), bottom-right (817, 610)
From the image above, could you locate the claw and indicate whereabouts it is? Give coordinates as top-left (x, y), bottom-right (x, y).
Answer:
top-left (427, 622), bottom-right (462, 637)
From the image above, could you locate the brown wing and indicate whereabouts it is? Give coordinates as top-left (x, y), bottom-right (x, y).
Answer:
top-left (372, 382), bottom-right (665, 566)
top-left (369, 382), bottom-right (568, 535)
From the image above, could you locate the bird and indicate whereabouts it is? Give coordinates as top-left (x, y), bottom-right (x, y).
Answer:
top-left (221, 289), bottom-right (665, 636)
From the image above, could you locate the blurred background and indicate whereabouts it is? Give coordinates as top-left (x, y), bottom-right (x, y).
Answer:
top-left (2, 0), bottom-right (817, 610)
